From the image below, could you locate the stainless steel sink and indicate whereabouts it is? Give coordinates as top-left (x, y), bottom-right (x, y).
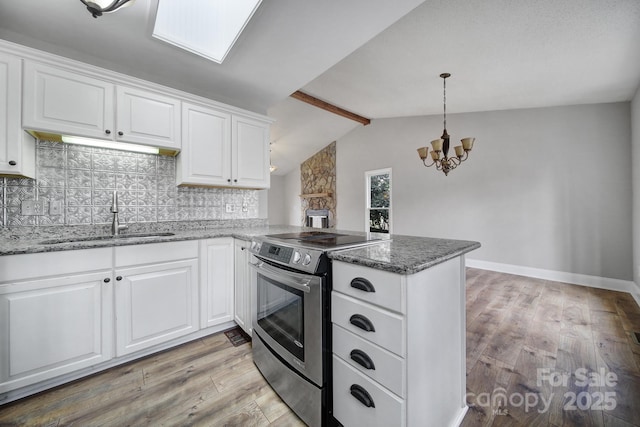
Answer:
top-left (39, 232), bottom-right (176, 245)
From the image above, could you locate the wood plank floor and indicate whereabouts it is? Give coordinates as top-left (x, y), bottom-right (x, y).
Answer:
top-left (462, 269), bottom-right (640, 427)
top-left (1, 268), bottom-right (639, 426)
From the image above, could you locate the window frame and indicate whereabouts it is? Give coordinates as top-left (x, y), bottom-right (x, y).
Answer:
top-left (365, 168), bottom-right (392, 234)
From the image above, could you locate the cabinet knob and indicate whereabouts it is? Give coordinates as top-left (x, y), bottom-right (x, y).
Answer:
top-left (8, 160), bottom-right (16, 166)
top-left (227, 179), bottom-right (231, 183)
top-left (234, 179), bottom-right (238, 183)
top-left (118, 131), bottom-right (124, 136)
top-left (103, 278), bottom-right (111, 283)
top-left (105, 129), bottom-right (111, 135)
top-left (116, 276), bottom-right (123, 281)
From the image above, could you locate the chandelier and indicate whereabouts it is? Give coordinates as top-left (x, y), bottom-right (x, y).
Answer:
top-left (417, 73), bottom-right (475, 176)
top-left (80, 0), bottom-right (135, 18)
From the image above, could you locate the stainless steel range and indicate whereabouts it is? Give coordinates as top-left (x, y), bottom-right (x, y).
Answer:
top-left (249, 231), bottom-right (382, 427)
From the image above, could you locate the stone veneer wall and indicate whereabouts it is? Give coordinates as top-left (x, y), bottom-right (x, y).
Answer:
top-left (0, 140), bottom-right (260, 227)
top-left (300, 141), bottom-right (336, 227)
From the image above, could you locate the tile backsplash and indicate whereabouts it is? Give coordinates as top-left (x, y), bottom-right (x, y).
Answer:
top-left (0, 140), bottom-right (260, 227)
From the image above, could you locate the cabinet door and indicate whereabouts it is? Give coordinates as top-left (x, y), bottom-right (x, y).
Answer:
top-left (200, 238), bottom-right (234, 328)
top-left (177, 102), bottom-right (231, 186)
top-left (116, 85), bottom-right (181, 150)
top-left (22, 61), bottom-right (114, 139)
top-left (231, 115), bottom-right (270, 189)
top-left (233, 239), bottom-right (251, 335)
top-left (115, 259), bottom-right (199, 356)
top-left (0, 271), bottom-right (113, 393)
top-left (0, 52), bottom-right (35, 178)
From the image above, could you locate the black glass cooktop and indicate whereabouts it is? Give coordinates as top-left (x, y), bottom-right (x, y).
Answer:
top-left (265, 231), bottom-right (381, 250)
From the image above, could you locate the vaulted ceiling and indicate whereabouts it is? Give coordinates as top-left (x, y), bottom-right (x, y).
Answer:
top-left (1, 0), bottom-right (639, 176)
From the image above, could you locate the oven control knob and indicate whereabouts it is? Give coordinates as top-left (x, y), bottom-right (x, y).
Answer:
top-left (292, 251), bottom-right (302, 264)
top-left (302, 253), bottom-right (312, 266)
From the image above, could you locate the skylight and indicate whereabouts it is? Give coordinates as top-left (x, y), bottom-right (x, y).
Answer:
top-left (153, 0), bottom-right (262, 64)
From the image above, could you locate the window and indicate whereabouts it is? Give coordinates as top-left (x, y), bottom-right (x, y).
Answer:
top-left (366, 168), bottom-right (391, 234)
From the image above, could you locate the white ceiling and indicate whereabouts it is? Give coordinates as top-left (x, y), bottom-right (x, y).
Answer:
top-left (1, 0), bottom-right (639, 176)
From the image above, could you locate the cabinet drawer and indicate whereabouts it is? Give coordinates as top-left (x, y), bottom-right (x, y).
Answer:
top-left (0, 248), bottom-right (112, 283)
top-left (333, 355), bottom-right (404, 427)
top-left (333, 324), bottom-right (405, 397)
top-left (115, 240), bottom-right (198, 267)
top-left (332, 292), bottom-right (404, 357)
top-left (333, 261), bottom-right (404, 313)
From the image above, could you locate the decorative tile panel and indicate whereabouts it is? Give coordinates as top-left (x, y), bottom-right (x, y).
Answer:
top-left (0, 140), bottom-right (261, 227)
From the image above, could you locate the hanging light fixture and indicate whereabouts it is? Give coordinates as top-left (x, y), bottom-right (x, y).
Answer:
top-left (80, 0), bottom-right (135, 18)
top-left (417, 73), bottom-right (475, 176)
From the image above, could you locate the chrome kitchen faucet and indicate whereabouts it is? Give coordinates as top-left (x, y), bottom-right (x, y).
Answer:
top-left (110, 190), bottom-right (128, 236)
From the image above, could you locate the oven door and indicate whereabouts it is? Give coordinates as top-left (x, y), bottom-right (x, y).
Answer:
top-left (250, 258), bottom-right (324, 387)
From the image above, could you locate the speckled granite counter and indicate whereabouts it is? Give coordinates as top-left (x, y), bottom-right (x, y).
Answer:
top-left (0, 220), bottom-right (301, 256)
top-left (328, 234), bottom-right (480, 274)
top-left (0, 222), bottom-right (479, 274)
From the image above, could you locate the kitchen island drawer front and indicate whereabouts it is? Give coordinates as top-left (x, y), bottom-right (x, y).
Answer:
top-left (332, 292), bottom-right (405, 357)
top-left (333, 324), bottom-right (405, 397)
top-left (333, 355), bottom-right (405, 427)
top-left (333, 261), bottom-right (405, 313)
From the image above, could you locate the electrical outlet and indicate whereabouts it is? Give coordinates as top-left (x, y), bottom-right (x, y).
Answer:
top-left (242, 204), bottom-right (248, 212)
top-left (225, 203), bottom-right (235, 213)
top-left (21, 200), bottom-right (46, 216)
top-left (49, 200), bottom-right (62, 215)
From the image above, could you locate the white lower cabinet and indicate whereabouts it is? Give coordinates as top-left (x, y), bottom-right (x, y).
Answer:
top-left (233, 238), bottom-right (254, 336)
top-left (200, 238), bottom-right (235, 329)
top-left (332, 258), bottom-right (467, 427)
top-left (0, 248), bottom-right (113, 394)
top-left (114, 241), bottom-right (199, 356)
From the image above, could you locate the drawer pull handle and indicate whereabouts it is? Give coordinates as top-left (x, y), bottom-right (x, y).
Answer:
top-left (349, 314), bottom-right (375, 332)
top-left (350, 277), bottom-right (375, 293)
top-left (350, 349), bottom-right (376, 370)
top-left (350, 384), bottom-right (375, 408)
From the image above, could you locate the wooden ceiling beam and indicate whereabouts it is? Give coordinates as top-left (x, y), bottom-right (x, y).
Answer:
top-left (290, 90), bottom-right (371, 126)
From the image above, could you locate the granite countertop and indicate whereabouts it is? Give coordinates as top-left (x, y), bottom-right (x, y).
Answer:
top-left (0, 220), bottom-right (300, 256)
top-left (328, 235), bottom-right (480, 275)
top-left (0, 221), bottom-right (480, 274)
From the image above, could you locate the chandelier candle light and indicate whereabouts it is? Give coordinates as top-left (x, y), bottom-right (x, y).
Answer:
top-left (417, 73), bottom-right (475, 176)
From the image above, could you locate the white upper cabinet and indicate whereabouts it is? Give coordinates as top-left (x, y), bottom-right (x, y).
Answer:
top-left (232, 115), bottom-right (270, 189)
top-left (115, 85), bottom-right (181, 150)
top-left (177, 102), bottom-right (231, 186)
top-left (0, 52), bottom-right (34, 178)
top-left (22, 61), bottom-right (115, 139)
top-left (23, 61), bottom-right (181, 151)
top-left (177, 103), bottom-right (270, 189)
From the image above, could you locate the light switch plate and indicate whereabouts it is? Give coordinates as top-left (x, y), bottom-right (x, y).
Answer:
top-left (21, 200), bottom-right (46, 216)
top-left (49, 200), bottom-right (62, 215)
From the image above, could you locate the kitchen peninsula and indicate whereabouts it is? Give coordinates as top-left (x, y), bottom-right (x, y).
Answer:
top-left (0, 222), bottom-right (479, 427)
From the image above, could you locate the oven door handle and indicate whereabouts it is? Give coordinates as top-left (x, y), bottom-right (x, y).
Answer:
top-left (249, 261), bottom-right (314, 293)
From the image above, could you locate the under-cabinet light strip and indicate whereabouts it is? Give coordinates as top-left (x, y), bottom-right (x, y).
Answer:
top-left (61, 135), bottom-right (160, 154)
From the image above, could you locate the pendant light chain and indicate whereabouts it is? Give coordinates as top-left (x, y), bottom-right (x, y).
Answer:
top-left (443, 76), bottom-right (447, 130)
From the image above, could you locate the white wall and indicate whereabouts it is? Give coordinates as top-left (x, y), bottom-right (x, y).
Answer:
top-left (337, 103), bottom-right (632, 281)
top-left (266, 175), bottom-right (284, 224)
top-left (284, 168), bottom-right (302, 226)
top-left (632, 88), bottom-right (640, 291)
top-left (266, 169), bottom-right (302, 226)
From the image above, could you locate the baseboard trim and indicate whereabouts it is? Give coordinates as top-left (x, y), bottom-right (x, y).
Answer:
top-left (466, 258), bottom-right (636, 297)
